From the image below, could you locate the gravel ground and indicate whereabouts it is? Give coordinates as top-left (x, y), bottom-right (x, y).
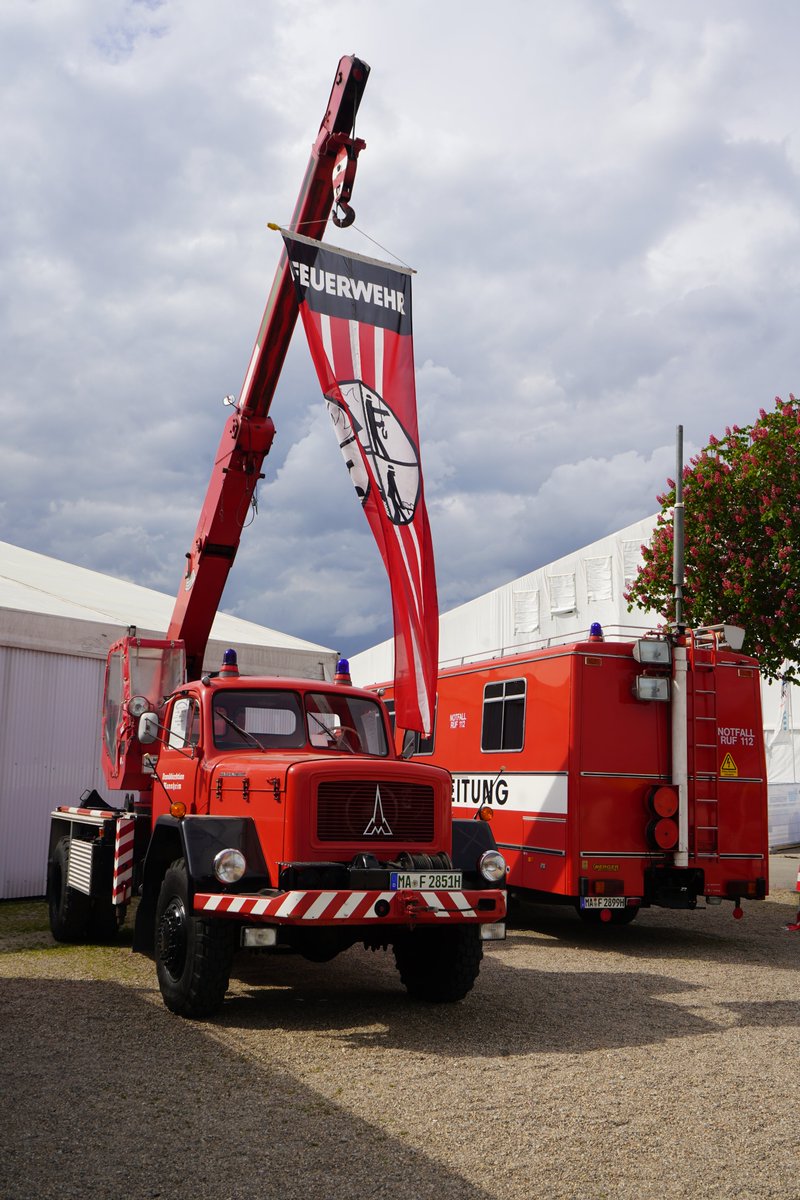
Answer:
top-left (1, 873), bottom-right (799, 1200)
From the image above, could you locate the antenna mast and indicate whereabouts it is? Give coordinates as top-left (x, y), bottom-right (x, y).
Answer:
top-left (672, 424), bottom-right (685, 632)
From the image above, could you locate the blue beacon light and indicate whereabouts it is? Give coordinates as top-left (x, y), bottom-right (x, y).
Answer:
top-left (335, 657), bottom-right (351, 684)
top-left (220, 648), bottom-right (239, 675)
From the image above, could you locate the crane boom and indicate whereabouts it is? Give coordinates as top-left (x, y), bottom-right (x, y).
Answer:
top-left (168, 55), bottom-right (370, 678)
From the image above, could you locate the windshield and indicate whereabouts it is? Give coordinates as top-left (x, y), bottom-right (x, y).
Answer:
top-left (305, 692), bottom-right (389, 756)
top-left (211, 689), bottom-right (390, 756)
top-left (213, 691), bottom-right (305, 750)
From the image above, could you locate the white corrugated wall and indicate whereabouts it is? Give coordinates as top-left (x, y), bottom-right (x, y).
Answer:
top-left (0, 647), bottom-right (107, 898)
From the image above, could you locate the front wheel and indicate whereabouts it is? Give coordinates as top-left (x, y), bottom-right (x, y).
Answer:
top-left (393, 925), bottom-right (483, 1003)
top-left (154, 859), bottom-right (234, 1019)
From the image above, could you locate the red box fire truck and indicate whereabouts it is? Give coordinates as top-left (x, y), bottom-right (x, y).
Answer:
top-left (45, 56), bottom-right (506, 1018)
top-left (378, 625), bottom-right (769, 925)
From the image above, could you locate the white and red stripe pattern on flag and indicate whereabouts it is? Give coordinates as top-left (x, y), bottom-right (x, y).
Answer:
top-left (283, 232), bottom-right (438, 735)
top-left (194, 888), bottom-right (504, 924)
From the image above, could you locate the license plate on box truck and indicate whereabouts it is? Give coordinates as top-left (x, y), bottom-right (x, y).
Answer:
top-left (580, 896), bottom-right (626, 909)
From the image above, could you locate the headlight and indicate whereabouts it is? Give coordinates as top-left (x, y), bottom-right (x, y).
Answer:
top-left (479, 849), bottom-right (506, 882)
top-left (213, 848), bottom-right (246, 884)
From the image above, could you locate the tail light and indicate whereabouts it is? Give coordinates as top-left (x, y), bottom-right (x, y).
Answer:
top-left (589, 878), bottom-right (624, 896)
top-left (647, 817), bottom-right (679, 852)
top-left (726, 878), bottom-right (767, 900)
top-left (648, 786), bottom-right (679, 818)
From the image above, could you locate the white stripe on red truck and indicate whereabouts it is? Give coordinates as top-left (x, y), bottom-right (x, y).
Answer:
top-left (112, 816), bottom-right (135, 906)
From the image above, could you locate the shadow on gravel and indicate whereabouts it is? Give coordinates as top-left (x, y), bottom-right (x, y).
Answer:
top-left (718, 998), bottom-right (800, 1028)
top-left (506, 895), bottom-right (800, 967)
top-left (216, 931), bottom-right (800, 1054)
top-left (0, 975), bottom-right (496, 1200)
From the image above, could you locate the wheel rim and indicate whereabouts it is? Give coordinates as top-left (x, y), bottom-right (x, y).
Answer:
top-left (157, 897), bottom-right (188, 979)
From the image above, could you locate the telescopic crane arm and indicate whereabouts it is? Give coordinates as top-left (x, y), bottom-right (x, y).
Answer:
top-left (167, 55), bottom-right (370, 679)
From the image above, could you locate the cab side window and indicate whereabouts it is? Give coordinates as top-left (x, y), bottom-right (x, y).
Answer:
top-left (481, 679), bottom-right (526, 751)
top-left (167, 697), bottom-right (199, 750)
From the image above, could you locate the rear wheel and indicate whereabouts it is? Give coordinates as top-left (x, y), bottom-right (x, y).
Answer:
top-left (154, 859), bottom-right (234, 1019)
top-left (48, 836), bottom-right (91, 942)
top-left (393, 925), bottom-right (483, 1002)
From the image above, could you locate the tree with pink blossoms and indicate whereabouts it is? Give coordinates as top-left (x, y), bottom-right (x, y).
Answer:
top-left (625, 395), bottom-right (800, 681)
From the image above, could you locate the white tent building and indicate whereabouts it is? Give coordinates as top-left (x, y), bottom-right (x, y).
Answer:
top-left (0, 540), bottom-right (339, 898)
top-left (350, 515), bottom-right (800, 850)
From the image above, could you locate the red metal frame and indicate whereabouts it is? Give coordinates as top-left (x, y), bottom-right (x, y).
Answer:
top-left (167, 55), bottom-right (370, 679)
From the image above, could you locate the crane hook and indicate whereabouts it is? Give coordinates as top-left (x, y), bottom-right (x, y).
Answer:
top-left (333, 201), bottom-right (356, 228)
top-left (329, 135), bottom-right (366, 229)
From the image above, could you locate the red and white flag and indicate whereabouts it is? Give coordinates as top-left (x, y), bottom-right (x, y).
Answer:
top-left (283, 230), bottom-right (438, 735)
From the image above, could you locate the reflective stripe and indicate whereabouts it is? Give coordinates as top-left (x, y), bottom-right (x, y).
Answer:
top-left (450, 891), bottom-right (477, 918)
top-left (193, 887), bottom-right (505, 924)
top-left (303, 892), bottom-right (337, 920)
top-left (275, 892), bottom-right (304, 918)
top-left (420, 891), bottom-right (448, 917)
top-left (364, 891), bottom-right (395, 918)
top-left (335, 891), bottom-right (369, 919)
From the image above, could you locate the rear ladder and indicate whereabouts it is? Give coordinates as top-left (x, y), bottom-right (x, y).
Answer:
top-left (688, 630), bottom-right (720, 858)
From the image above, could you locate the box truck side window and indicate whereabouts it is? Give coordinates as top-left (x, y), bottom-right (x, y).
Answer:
top-left (382, 698), bottom-right (436, 755)
top-left (481, 679), bottom-right (526, 751)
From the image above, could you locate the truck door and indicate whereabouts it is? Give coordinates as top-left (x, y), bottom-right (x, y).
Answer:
top-left (152, 695), bottom-right (202, 818)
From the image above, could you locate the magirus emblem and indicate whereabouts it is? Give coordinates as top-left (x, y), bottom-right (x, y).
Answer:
top-left (363, 785), bottom-right (393, 837)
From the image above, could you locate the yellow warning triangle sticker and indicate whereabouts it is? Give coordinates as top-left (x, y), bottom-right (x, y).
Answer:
top-left (720, 752), bottom-right (738, 777)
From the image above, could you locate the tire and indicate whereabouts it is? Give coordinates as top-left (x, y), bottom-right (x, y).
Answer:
top-left (154, 858), bottom-right (234, 1019)
top-left (48, 836), bottom-right (92, 943)
top-left (393, 925), bottom-right (483, 1003)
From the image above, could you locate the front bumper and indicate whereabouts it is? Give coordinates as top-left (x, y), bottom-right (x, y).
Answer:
top-left (194, 886), bottom-right (506, 927)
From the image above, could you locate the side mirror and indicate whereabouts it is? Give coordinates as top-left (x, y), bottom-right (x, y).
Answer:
top-left (400, 729), bottom-right (418, 760)
top-left (138, 712), bottom-right (160, 745)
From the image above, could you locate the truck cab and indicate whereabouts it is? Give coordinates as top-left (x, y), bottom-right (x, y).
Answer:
top-left (48, 637), bottom-right (506, 1018)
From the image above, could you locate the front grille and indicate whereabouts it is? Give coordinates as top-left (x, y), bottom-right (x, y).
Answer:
top-left (317, 780), bottom-right (435, 843)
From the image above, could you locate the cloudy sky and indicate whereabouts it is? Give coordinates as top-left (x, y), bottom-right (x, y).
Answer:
top-left (3, 0), bottom-right (800, 656)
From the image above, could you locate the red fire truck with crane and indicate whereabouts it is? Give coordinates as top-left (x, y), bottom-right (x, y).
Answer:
top-left (378, 434), bottom-right (770, 925)
top-left (45, 56), bottom-right (506, 1018)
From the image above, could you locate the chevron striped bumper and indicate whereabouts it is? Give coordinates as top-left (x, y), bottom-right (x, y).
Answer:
top-left (193, 887), bottom-right (505, 926)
